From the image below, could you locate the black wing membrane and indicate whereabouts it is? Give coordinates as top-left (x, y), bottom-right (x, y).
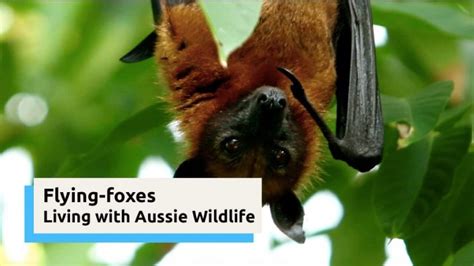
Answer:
top-left (279, 0), bottom-right (383, 172)
top-left (120, 0), bottom-right (161, 63)
top-left (120, 32), bottom-right (158, 63)
top-left (270, 191), bottom-right (306, 244)
top-left (173, 157), bottom-right (209, 178)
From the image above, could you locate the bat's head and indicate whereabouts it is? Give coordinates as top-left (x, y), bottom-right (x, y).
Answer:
top-left (175, 86), bottom-right (307, 202)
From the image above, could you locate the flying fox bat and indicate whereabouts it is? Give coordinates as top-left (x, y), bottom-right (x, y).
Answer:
top-left (121, 0), bottom-right (383, 243)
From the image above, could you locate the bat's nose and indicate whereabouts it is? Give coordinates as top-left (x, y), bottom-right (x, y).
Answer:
top-left (248, 86), bottom-right (288, 137)
top-left (257, 87), bottom-right (287, 111)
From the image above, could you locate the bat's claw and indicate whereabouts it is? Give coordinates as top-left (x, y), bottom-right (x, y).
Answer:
top-left (276, 67), bottom-right (308, 102)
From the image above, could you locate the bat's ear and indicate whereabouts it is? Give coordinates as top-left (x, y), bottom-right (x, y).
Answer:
top-left (174, 157), bottom-right (209, 178)
top-left (270, 191), bottom-right (305, 244)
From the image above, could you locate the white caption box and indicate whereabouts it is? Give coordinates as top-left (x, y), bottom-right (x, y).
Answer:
top-left (33, 178), bottom-right (261, 234)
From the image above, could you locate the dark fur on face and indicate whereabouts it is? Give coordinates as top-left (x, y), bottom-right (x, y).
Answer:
top-left (198, 86), bottom-right (306, 203)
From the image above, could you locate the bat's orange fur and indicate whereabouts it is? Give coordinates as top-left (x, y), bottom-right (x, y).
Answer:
top-left (155, 0), bottom-right (339, 196)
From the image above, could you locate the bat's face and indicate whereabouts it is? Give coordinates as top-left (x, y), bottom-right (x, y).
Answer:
top-left (199, 86), bottom-right (306, 202)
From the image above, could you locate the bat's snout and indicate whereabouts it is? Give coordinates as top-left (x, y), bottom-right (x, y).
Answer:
top-left (255, 86), bottom-right (288, 114)
top-left (248, 86), bottom-right (288, 136)
top-left (257, 88), bottom-right (287, 112)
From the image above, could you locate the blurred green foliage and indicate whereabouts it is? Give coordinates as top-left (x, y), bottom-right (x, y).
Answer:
top-left (0, 0), bottom-right (473, 265)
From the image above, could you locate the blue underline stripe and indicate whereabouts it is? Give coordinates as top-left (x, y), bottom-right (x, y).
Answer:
top-left (25, 186), bottom-right (34, 242)
top-left (27, 233), bottom-right (253, 243)
top-left (24, 185), bottom-right (253, 243)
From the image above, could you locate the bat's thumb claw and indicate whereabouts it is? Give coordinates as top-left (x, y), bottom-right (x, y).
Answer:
top-left (276, 67), bottom-right (307, 101)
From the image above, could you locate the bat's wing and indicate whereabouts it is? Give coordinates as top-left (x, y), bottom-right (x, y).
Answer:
top-left (120, 0), bottom-right (161, 63)
top-left (174, 157), bottom-right (208, 178)
top-left (120, 32), bottom-right (158, 63)
top-left (280, 0), bottom-right (383, 172)
top-left (333, 0), bottom-right (384, 171)
top-left (270, 191), bottom-right (305, 244)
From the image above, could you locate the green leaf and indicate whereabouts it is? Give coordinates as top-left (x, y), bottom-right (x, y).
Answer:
top-left (373, 137), bottom-right (432, 238)
top-left (436, 103), bottom-right (473, 131)
top-left (130, 243), bottom-right (175, 266)
top-left (373, 2), bottom-right (474, 39)
top-left (400, 126), bottom-right (471, 237)
top-left (374, 121), bottom-right (471, 239)
top-left (381, 81), bottom-right (453, 145)
top-left (380, 94), bottom-right (411, 124)
top-left (407, 82), bottom-right (453, 143)
top-left (452, 241), bottom-right (474, 266)
top-left (200, 0), bottom-right (262, 60)
top-left (405, 153), bottom-right (474, 266)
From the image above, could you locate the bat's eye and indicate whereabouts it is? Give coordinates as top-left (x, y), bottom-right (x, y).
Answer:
top-left (222, 137), bottom-right (241, 154)
top-left (272, 148), bottom-right (290, 168)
